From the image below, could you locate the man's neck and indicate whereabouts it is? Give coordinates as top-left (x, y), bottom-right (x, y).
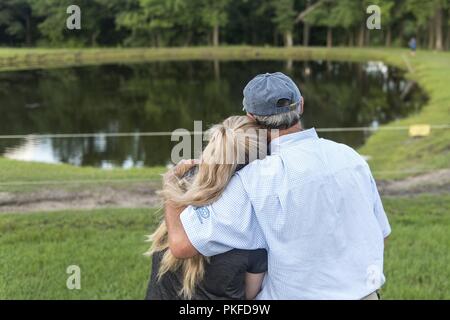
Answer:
top-left (268, 123), bottom-right (302, 143)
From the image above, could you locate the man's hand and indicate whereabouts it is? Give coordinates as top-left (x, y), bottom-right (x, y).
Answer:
top-left (165, 201), bottom-right (199, 258)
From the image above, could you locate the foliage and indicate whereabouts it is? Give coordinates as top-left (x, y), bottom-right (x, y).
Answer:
top-left (0, 0), bottom-right (449, 48)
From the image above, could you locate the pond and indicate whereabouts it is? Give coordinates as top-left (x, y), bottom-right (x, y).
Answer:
top-left (0, 60), bottom-right (426, 168)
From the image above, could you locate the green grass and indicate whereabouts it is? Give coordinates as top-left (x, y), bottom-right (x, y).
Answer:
top-left (0, 195), bottom-right (449, 299)
top-left (0, 157), bottom-right (165, 192)
top-left (382, 195), bottom-right (450, 299)
top-left (0, 46), bottom-right (449, 180)
top-left (0, 208), bottom-right (162, 299)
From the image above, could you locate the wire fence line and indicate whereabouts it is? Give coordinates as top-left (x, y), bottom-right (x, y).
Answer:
top-left (0, 125), bottom-right (448, 187)
top-left (0, 124), bottom-right (449, 139)
top-left (0, 168), bottom-right (447, 187)
top-left (0, 178), bottom-right (159, 186)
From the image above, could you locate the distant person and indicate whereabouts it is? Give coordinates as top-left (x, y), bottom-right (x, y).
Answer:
top-left (165, 72), bottom-right (391, 300)
top-left (146, 116), bottom-right (268, 300)
top-left (409, 37), bottom-right (417, 56)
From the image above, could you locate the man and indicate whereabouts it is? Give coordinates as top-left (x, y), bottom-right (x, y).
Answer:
top-left (165, 72), bottom-right (391, 299)
top-left (409, 37), bottom-right (417, 56)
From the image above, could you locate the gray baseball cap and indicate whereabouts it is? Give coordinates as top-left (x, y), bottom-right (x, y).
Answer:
top-left (242, 72), bottom-right (302, 116)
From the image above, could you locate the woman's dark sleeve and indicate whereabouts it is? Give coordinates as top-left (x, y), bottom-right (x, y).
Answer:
top-left (247, 249), bottom-right (268, 274)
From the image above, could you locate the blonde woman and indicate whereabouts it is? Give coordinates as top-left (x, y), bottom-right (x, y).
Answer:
top-left (146, 116), bottom-right (268, 300)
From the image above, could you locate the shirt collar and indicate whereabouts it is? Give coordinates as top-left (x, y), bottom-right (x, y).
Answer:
top-left (269, 128), bottom-right (319, 154)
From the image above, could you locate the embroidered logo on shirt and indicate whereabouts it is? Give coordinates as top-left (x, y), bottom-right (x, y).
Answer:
top-left (195, 206), bottom-right (210, 224)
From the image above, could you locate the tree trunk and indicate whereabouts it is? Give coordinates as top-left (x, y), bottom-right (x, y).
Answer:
top-left (156, 34), bottom-right (162, 47)
top-left (446, 26), bottom-right (450, 50)
top-left (91, 31), bottom-right (99, 46)
top-left (435, 6), bottom-right (443, 50)
top-left (213, 24), bottom-right (219, 47)
top-left (385, 26), bottom-right (392, 47)
top-left (301, 0), bottom-right (311, 47)
top-left (357, 25), bottom-right (365, 47)
top-left (284, 30), bottom-right (293, 47)
top-left (416, 28), bottom-right (422, 48)
top-left (348, 30), bottom-right (354, 47)
top-left (303, 23), bottom-right (310, 46)
top-left (365, 26), bottom-right (371, 46)
top-left (398, 23), bottom-right (405, 45)
top-left (326, 27), bottom-right (332, 48)
top-left (25, 14), bottom-right (32, 46)
top-left (428, 18), bottom-right (435, 49)
top-left (184, 30), bottom-right (193, 46)
top-left (251, 30), bottom-right (257, 45)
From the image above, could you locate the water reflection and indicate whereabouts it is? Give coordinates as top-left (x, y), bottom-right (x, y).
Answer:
top-left (4, 136), bottom-right (56, 163)
top-left (0, 60), bottom-right (426, 167)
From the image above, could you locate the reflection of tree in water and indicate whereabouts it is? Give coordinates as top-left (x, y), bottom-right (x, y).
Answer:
top-left (0, 61), bottom-right (426, 167)
top-left (289, 61), bottom-right (426, 146)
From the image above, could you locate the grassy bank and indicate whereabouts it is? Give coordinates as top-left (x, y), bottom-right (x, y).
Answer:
top-left (0, 46), bottom-right (449, 179)
top-left (0, 157), bottom-right (165, 192)
top-left (1, 46), bottom-right (410, 72)
top-left (1, 194), bottom-right (449, 299)
top-left (0, 208), bottom-right (160, 299)
top-left (0, 46), bottom-right (423, 71)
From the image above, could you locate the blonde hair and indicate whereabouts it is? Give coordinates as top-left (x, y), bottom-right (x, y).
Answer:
top-left (147, 115), bottom-right (266, 299)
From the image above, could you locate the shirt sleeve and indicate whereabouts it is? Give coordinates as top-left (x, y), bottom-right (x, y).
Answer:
top-left (247, 249), bottom-right (268, 274)
top-left (180, 174), bottom-right (267, 257)
top-left (370, 174), bottom-right (392, 238)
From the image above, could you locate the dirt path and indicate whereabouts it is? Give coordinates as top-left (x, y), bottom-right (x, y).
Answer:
top-left (0, 182), bottom-right (161, 214)
top-left (377, 169), bottom-right (450, 196)
top-left (1, 170), bottom-right (449, 213)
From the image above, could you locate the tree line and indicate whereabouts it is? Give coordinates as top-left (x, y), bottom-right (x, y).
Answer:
top-left (0, 0), bottom-right (449, 50)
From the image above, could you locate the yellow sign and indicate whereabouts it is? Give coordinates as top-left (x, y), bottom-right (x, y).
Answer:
top-left (409, 124), bottom-right (431, 137)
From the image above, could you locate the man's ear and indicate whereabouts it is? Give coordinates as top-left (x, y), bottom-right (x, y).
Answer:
top-left (299, 98), bottom-right (305, 115)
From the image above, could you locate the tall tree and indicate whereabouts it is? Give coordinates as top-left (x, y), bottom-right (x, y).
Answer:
top-left (325, 0), bottom-right (363, 47)
top-left (31, 0), bottom-right (116, 46)
top-left (405, 0), bottom-right (447, 50)
top-left (200, 0), bottom-right (230, 46)
top-left (304, 0), bottom-right (344, 47)
top-left (447, 10), bottom-right (450, 49)
top-left (368, 0), bottom-right (395, 46)
top-left (272, 0), bottom-right (297, 47)
top-left (298, 0), bottom-right (315, 46)
top-left (114, 0), bottom-right (145, 46)
top-left (0, 0), bottom-right (35, 46)
top-left (432, 0), bottom-right (449, 50)
top-left (295, 0), bottom-right (335, 46)
top-left (139, 0), bottom-right (186, 47)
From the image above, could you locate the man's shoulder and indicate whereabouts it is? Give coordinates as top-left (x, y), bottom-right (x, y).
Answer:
top-left (319, 138), bottom-right (367, 163)
top-left (319, 137), bottom-right (356, 150)
top-left (235, 155), bottom-right (282, 190)
top-left (238, 155), bottom-right (281, 175)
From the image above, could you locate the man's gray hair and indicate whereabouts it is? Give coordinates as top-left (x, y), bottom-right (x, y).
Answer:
top-left (254, 109), bottom-right (300, 130)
